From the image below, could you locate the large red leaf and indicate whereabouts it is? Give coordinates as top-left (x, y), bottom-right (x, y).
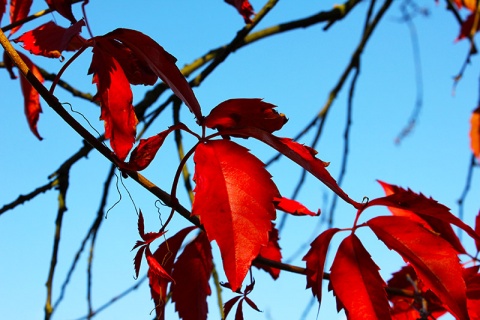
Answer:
top-left (329, 234), bottom-right (391, 320)
top-left (368, 215), bottom-right (469, 320)
top-left (45, 0), bottom-right (76, 23)
top-left (253, 223), bottom-right (282, 279)
top-left (9, 0), bottom-right (32, 35)
top-left (14, 20), bottom-right (85, 58)
top-left (219, 127), bottom-right (361, 208)
top-left (149, 226), bottom-right (197, 320)
top-left (470, 107), bottom-right (480, 160)
top-left (303, 228), bottom-right (341, 305)
top-left (88, 42), bottom-right (138, 161)
top-left (192, 139), bottom-right (278, 290)
top-left (204, 99), bottom-right (287, 133)
top-left (171, 232), bottom-right (213, 320)
top-left (3, 51), bottom-right (44, 140)
top-left (224, 0), bottom-right (254, 23)
top-left (101, 28), bottom-right (202, 122)
top-left (376, 180), bottom-right (466, 254)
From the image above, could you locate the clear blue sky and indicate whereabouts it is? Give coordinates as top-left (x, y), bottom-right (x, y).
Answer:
top-left (1, 1), bottom-right (479, 319)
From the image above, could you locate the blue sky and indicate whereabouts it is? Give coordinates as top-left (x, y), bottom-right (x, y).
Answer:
top-left (1, 1), bottom-right (479, 319)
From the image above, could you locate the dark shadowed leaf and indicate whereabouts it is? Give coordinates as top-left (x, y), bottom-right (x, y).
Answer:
top-left (102, 28), bottom-right (202, 121)
top-left (171, 232), bottom-right (213, 320)
top-left (253, 224), bottom-right (282, 279)
top-left (45, 0), bottom-right (77, 23)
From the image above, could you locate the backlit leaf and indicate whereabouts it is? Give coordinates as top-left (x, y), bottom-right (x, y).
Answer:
top-left (192, 139), bottom-right (278, 290)
top-left (470, 107), bottom-right (480, 159)
top-left (273, 196), bottom-right (319, 216)
top-left (329, 234), bottom-right (391, 320)
top-left (171, 232), bottom-right (213, 320)
top-left (204, 99), bottom-right (287, 133)
top-left (14, 20), bottom-right (85, 58)
top-left (102, 28), bottom-right (202, 121)
top-left (224, 0), bottom-right (254, 23)
top-left (88, 42), bottom-right (138, 161)
top-left (121, 124), bottom-right (187, 171)
top-left (9, 0), bottom-right (32, 35)
top-left (3, 51), bottom-right (44, 140)
top-left (376, 180), bottom-right (466, 254)
top-left (303, 228), bottom-right (341, 305)
top-left (368, 215), bottom-right (469, 320)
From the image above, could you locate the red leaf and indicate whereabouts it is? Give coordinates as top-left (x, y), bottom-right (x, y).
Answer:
top-left (470, 107), bottom-right (480, 159)
top-left (145, 247), bottom-right (174, 282)
top-left (204, 99), bottom-right (287, 133)
top-left (171, 232), bottom-right (213, 320)
top-left (9, 0), bottom-right (32, 35)
top-left (273, 196), bottom-right (320, 216)
top-left (149, 226), bottom-right (196, 320)
top-left (88, 42), bottom-right (138, 161)
top-left (192, 139), bottom-right (278, 290)
top-left (376, 180), bottom-right (466, 254)
top-left (219, 127), bottom-right (361, 208)
top-left (121, 124), bottom-right (186, 171)
top-left (14, 20), bottom-right (85, 58)
top-left (368, 215), bottom-right (469, 320)
top-left (101, 28), bottom-right (202, 121)
top-left (3, 51), bottom-right (44, 140)
top-left (253, 224), bottom-right (282, 279)
top-left (329, 234), bottom-right (391, 320)
top-left (224, 0), bottom-right (254, 23)
top-left (45, 0), bottom-right (76, 23)
top-left (303, 228), bottom-right (341, 304)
